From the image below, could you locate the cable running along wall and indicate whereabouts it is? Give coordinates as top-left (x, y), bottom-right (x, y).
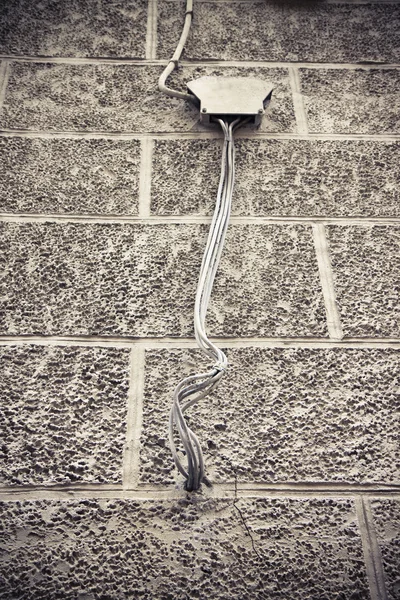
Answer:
top-left (158, 0), bottom-right (272, 491)
top-left (169, 118), bottom-right (245, 492)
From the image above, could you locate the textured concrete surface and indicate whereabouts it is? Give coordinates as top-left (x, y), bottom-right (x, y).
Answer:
top-left (140, 347), bottom-right (400, 485)
top-left (327, 226), bottom-right (400, 337)
top-left (152, 138), bottom-right (221, 216)
top-left (0, 497), bottom-right (370, 600)
top-left (0, 63), bottom-right (295, 133)
top-left (0, 137), bottom-right (140, 214)
top-left (151, 139), bottom-right (400, 217)
top-left (300, 69), bottom-right (400, 135)
top-left (371, 499), bottom-right (400, 600)
top-left (0, 0), bottom-right (148, 57)
top-left (0, 0), bottom-right (399, 597)
top-left (0, 222), bottom-right (327, 337)
top-left (0, 345), bottom-right (130, 486)
top-left (158, 1), bottom-right (400, 63)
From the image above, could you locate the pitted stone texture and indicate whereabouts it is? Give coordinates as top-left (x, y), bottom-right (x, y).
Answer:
top-left (0, 498), bottom-right (370, 599)
top-left (151, 139), bottom-right (400, 217)
top-left (370, 499), bottom-right (400, 600)
top-left (327, 226), bottom-right (400, 337)
top-left (158, 1), bottom-right (400, 63)
top-left (0, 222), bottom-right (326, 337)
top-left (0, 345), bottom-right (130, 486)
top-left (0, 138), bottom-right (140, 214)
top-left (300, 69), bottom-right (400, 134)
top-left (0, 63), bottom-right (294, 133)
top-left (151, 139), bottom-right (222, 216)
top-left (140, 347), bottom-right (400, 485)
top-left (0, 0), bottom-right (147, 57)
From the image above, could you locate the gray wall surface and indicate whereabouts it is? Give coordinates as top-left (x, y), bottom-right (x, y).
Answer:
top-left (0, 0), bottom-right (399, 598)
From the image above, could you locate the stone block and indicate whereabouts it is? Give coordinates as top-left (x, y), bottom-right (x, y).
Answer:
top-left (327, 226), bottom-right (400, 337)
top-left (0, 0), bottom-right (147, 57)
top-left (370, 499), bottom-right (400, 600)
top-left (0, 222), bottom-right (326, 337)
top-left (151, 139), bottom-right (400, 217)
top-left (158, 1), bottom-right (400, 63)
top-left (140, 347), bottom-right (400, 485)
top-left (0, 497), bottom-right (370, 599)
top-left (300, 69), bottom-right (400, 134)
top-left (0, 63), bottom-right (295, 133)
top-left (0, 345), bottom-right (130, 486)
top-left (0, 137), bottom-right (140, 214)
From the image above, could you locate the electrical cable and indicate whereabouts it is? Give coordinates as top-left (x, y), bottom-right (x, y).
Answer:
top-left (169, 117), bottom-right (247, 491)
top-left (158, 0), bottom-right (195, 102)
top-left (158, 0), bottom-right (253, 491)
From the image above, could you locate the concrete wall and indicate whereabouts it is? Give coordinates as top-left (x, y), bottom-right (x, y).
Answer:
top-left (0, 0), bottom-right (399, 598)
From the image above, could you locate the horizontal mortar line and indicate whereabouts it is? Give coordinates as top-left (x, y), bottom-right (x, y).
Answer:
top-left (167, 0), bottom-right (400, 3)
top-left (0, 128), bottom-right (225, 140)
top-left (0, 335), bottom-right (400, 349)
top-left (0, 482), bottom-right (399, 502)
top-left (183, 60), bottom-right (400, 70)
top-left (1, 54), bottom-right (399, 70)
top-left (0, 483), bottom-right (123, 494)
top-left (234, 132), bottom-right (400, 142)
top-left (197, 0), bottom-right (400, 3)
top-left (1, 213), bottom-right (400, 226)
top-left (0, 56), bottom-right (162, 65)
top-left (325, 0), bottom-right (400, 2)
top-left (1, 129), bottom-right (400, 142)
top-left (165, 0), bottom-right (400, 3)
top-left (138, 482), bottom-right (400, 495)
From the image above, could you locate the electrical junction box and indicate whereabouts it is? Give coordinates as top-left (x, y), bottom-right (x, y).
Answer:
top-left (187, 76), bottom-right (274, 126)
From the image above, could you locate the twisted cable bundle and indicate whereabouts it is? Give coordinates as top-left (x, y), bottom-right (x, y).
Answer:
top-left (169, 118), bottom-right (246, 491)
top-left (157, 0), bottom-right (249, 491)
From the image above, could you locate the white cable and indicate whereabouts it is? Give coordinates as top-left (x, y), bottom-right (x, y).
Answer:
top-left (169, 118), bottom-right (245, 491)
top-left (157, 0), bottom-right (250, 490)
top-left (158, 0), bottom-right (196, 102)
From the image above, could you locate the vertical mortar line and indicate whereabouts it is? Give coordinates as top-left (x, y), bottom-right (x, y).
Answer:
top-left (288, 66), bottom-right (308, 135)
top-left (312, 223), bottom-right (343, 340)
top-left (138, 137), bottom-right (154, 218)
top-left (355, 497), bottom-right (389, 600)
top-left (0, 61), bottom-right (11, 111)
top-left (145, 0), bottom-right (158, 60)
top-left (122, 346), bottom-right (146, 489)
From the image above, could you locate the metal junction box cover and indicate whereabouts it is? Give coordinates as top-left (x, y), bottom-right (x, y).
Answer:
top-left (187, 76), bottom-right (274, 125)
